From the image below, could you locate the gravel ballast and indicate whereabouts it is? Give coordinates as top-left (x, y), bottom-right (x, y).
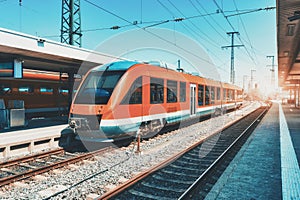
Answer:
top-left (0, 101), bottom-right (262, 199)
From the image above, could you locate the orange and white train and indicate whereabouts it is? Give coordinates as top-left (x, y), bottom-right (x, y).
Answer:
top-left (68, 61), bottom-right (243, 142)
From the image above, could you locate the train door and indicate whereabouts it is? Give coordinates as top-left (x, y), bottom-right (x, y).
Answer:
top-left (190, 84), bottom-right (196, 115)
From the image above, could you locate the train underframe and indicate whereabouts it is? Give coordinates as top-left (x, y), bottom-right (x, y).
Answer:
top-left (64, 102), bottom-right (241, 143)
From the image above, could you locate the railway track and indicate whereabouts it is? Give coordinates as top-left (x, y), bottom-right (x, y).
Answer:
top-left (102, 106), bottom-right (269, 199)
top-left (0, 147), bottom-right (111, 187)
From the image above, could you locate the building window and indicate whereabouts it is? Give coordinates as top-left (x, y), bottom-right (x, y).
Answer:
top-left (180, 82), bottom-right (186, 102)
top-left (167, 80), bottom-right (177, 103)
top-left (150, 77), bottom-right (164, 104)
top-left (205, 85), bottom-right (210, 105)
top-left (121, 76), bottom-right (142, 104)
top-left (198, 84), bottom-right (204, 106)
top-left (287, 24), bottom-right (295, 36)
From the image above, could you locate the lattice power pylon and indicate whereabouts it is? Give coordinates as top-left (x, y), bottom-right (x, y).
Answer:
top-left (61, 0), bottom-right (82, 47)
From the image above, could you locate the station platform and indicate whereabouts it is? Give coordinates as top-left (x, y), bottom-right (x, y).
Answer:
top-left (0, 117), bottom-right (68, 158)
top-left (0, 116), bottom-right (68, 134)
top-left (206, 102), bottom-right (300, 200)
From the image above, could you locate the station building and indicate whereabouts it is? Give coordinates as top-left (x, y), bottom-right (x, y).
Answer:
top-left (0, 28), bottom-right (120, 128)
top-left (277, 0), bottom-right (300, 107)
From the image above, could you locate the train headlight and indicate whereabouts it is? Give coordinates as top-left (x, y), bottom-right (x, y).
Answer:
top-left (69, 120), bottom-right (77, 129)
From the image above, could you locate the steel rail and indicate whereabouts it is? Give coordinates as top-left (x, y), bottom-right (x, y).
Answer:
top-left (0, 147), bottom-right (112, 187)
top-left (100, 106), bottom-right (268, 199)
top-left (178, 106), bottom-right (268, 199)
top-left (0, 148), bottom-right (65, 168)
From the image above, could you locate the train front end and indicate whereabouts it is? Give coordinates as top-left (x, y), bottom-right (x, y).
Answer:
top-left (68, 61), bottom-right (138, 142)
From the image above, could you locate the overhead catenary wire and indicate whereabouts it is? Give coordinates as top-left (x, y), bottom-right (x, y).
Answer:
top-left (188, 0), bottom-right (227, 41)
top-left (83, 0), bottom-right (216, 68)
top-left (225, 6), bottom-right (276, 18)
top-left (232, 0), bottom-right (258, 66)
top-left (164, 0), bottom-right (229, 70)
top-left (155, 0), bottom-right (231, 74)
top-left (213, 0), bottom-right (236, 32)
top-left (154, 0), bottom-right (231, 73)
top-left (161, 0), bottom-right (221, 49)
top-left (194, 0), bottom-right (227, 33)
top-left (49, 0), bottom-right (274, 75)
top-left (80, 13), bottom-right (221, 33)
top-left (213, 0), bottom-right (257, 67)
top-left (165, 0), bottom-right (224, 48)
top-left (79, 2), bottom-right (271, 35)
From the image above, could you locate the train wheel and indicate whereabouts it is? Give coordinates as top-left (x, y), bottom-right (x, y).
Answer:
top-left (213, 108), bottom-right (222, 117)
top-left (139, 119), bottom-right (166, 139)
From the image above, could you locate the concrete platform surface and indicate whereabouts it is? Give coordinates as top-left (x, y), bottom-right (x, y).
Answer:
top-left (206, 102), bottom-right (300, 200)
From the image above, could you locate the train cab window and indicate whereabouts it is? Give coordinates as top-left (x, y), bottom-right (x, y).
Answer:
top-left (180, 82), bottom-right (186, 102)
top-left (0, 85), bottom-right (12, 94)
top-left (211, 86), bottom-right (215, 104)
top-left (74, 71), bottom-right (125, 104)
top-left (40, 87), bottom-right (53, 94)
top-left (217, 87), bottom-right (221, 100)
top-left (19, 86), bottom-right (34, 93)
top-left (167, 80), bottom-right (177, 103)
top-left (198, 84), bottom-right (204, 106)
top-left (223, 88), bottom-right (227, 100)
top-left (205, 86), bottom-right (210, 105)
top-left (121, 76), bottom-right (142, 104)
top-left (150, 77), bottom-right (164, 104)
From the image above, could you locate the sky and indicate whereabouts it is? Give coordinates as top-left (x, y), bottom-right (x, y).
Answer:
top-left (0, 0), bottom-right (277, 92)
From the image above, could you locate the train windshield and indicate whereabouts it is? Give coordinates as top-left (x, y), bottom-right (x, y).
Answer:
top-left (74, 70), bottom-right (125, 104)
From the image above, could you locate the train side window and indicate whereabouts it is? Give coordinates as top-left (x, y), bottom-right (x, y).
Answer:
top-left (211, 86), bottom-right (215, 104)
top-left (150, 77), bottom-right (164, 104)
top-left (217, 87), bottom-right (221, 100)
top-left (223, 88), bottom-right (227, 100)
top-left (59, 87), bottom-right (69, 95)
top-left (121, 76), bottom-right (142, 104)
top-left (167, 80), bottom-right (177, 103)
top-left (205, 85), bottom-right (210, 105)
top-left (19, 86), bottom-right (34, 93)
top-left (180, 82), bottom-right (186, 102)
top-left (237, 90), bottom-right (243, 99)
top-left (233, 90), bottom-right (236, 100)
top-left (0, 85), bottom-right (12, 94)
top-left (198, 84), bottom-right (204, 106)
top-left (228, 89), bottom-right (233, 101)
top-left (40, 87), bottom-right (53, 94)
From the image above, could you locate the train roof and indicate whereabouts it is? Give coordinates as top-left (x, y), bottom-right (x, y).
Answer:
top-left (91, 60), bottom-right (174, 72)
top-left (92, 61), bottom-right (139, 72)
top-left (91, 61), bottom-right (242, 90)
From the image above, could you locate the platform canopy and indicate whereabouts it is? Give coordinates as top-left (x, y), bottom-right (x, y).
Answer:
top-left (277, 0), bottom-right (300, 88)
top-left (0, 28), bottom-right (122, 75)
